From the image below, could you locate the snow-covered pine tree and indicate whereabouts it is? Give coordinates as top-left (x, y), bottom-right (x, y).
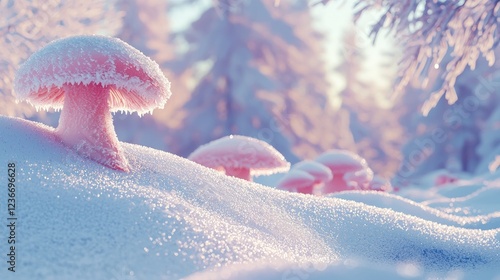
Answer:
top-left (113, 0), bottom-right (190, 150)
top-left (116, 0), bottom-right (171, 66)
top-left (394, 53), bottom-right (500, 183)
top-left (337, 27), bottom-right (404, 178)
top-left (0, 0), bottom-right (121, 121)
top-left (474, 71), bottom-right (500, 174)
top-left (170, 0), bottom-right (334, 161)
top-left (318, 0), bottom-right (500, 114)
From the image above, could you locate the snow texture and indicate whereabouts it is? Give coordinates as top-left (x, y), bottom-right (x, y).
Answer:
top-left (14, 35), bottom-right (171, 115)
top-left (188, 135), bottom-right (290, 176)
top-left (1, 116), bottom-right (499, 279)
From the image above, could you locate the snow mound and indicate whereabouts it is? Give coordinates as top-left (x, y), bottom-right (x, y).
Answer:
top-left (0, 116), bottom-right (499, 279)
top-left (186, 259), bottom-right (500, 280)
top-left (331, 191), bottom-right (500, 229)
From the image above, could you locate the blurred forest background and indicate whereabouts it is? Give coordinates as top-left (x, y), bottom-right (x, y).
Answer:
top-left (1, 0), bottom-right (499, 184)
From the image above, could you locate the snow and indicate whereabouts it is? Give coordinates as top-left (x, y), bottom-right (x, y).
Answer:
top-left (1, 116), bottom-right (499, 279)
top-left (14, 35), bottom-right (171, 115)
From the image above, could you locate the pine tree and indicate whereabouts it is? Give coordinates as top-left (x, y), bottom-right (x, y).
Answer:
top-left (394, 53), bottom-right (499, 182)
top-left (170, 0), bottom-right (334, 162)
top-left (0, 0), bottom-right (121, 120)
top-left (113, 0), bottom-right (189, 150)
top-left (318, 0), bottom-right (500, 113)
top-left (337, 28), bottom-right (404, 178)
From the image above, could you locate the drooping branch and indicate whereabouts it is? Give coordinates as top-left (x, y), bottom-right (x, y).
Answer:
top-left (314, 0), bottom-right (499, 115)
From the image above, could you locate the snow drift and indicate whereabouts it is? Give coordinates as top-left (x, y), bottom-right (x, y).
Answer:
top-left (0, 116), bottom-right (499, 279)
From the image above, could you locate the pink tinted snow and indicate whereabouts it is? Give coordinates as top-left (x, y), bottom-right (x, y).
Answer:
top-left (188, 135), bottom-right (290, 181)
top-left (14, 35), bottom-right (171, 172)
top-left (278, 170), bottom-right (316, 194)
top-left (316, 149), bottom-right (373, 194)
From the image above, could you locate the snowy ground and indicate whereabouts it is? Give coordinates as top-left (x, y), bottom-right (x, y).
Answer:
top-left (0, 116), bottom-right (499, 279)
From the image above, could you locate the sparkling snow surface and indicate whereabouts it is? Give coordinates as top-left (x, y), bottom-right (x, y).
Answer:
top-left (0, 116), bottom-right (499, 279)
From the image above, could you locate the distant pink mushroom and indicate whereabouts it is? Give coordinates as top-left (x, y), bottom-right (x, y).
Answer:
top-left (315, 149), bottom-right (373, 194)
top-left (366, 176), bottom-right (393, 192)
top-left (293, 160), bottom-right (333, 185)
top-left (289, 160), bottom-right (332, 194)
top-left (343, 168), bottom-right (375, 190)
top-left (14, 35), bottom-right (171, 172)
top-left (188, 135), bottom-right (290, 181)
top-left (277, 170), bottom-right (316, 194)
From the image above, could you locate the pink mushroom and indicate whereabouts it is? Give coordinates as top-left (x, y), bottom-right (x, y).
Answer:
top-left (277, 170), bottom-right (316, 194)
top-left (315, 149), bottom-right (373, 194)
top-left (366, 176), bottom-right (393, 192)
top-left (434, 174), bottom-right (458, 186)
top-left (14, 35), bottom-right (171, 172)
top-left (188, 135), bottom-right (290, 181)
top-left (293, 160), bottom-right (333, 185)
top-left (343, 168), bottom-right (375, 190)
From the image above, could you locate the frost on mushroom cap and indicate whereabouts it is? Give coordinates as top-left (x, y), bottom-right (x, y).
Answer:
top-left (315, 149), bottom-right (369, 174)
top-left (188, 135), bottom-right (290, 176)
top-left (14, 35), bottom-right (171, 115)
top-left (293, 160), bottom-right (333, 182)
top-left (277, 170), bottom-right (315, 190)
top-left (343, 168), bottom-right (374, 187)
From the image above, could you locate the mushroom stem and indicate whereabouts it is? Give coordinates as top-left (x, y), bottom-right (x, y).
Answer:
top-left (55, 83), bottom-right (129, 172)
top-left (225, 167), bottom-right (252, 181)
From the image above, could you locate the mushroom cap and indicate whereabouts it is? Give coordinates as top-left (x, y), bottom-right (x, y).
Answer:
top-left (277, 170), bottom-right (316, 190)
top-left (315, 149), bottom-right (369, 174)
top-left (292, 160), bottom-right (333, 182)
top-left (188, 135), bottom-right (290, 176)
top-left (368, 176), bottom-right (393, 192)
top-left (343, 168), bottom-right (374, 189)
top-left (14, 35), bottom-right (171, 115)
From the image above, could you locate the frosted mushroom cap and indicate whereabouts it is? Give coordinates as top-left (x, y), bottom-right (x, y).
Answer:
top-left (368, 176), bottom-right (393, 192)
top-left (14, 35), bottom-right (171, 115)
top-left (315, 149), bottom-right (369, 174)
top-left (343, 168), bottom-right (374, 188)
top-left (293, 160), bottom-right (333, 182)
top-left (188, 135), bottom-right (290, 176)
top-left (277, 170), bottom-right (315, 190)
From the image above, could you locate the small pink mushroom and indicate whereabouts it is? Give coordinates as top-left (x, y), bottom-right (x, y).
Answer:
top-left (343, 168), bottom-right (374, 190)
top-left (188, 135), bottom-right (290, 181)
top-left (293, 160), bottom-right (333, 185)
top-left (277, 170), bottom-right (316, 194)
top-left (14, 35), bottom-right (171, 172)
top-left (315, 149), bottom-right (373, 194)
top-left (366, 176), bottom-right (393, 192)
